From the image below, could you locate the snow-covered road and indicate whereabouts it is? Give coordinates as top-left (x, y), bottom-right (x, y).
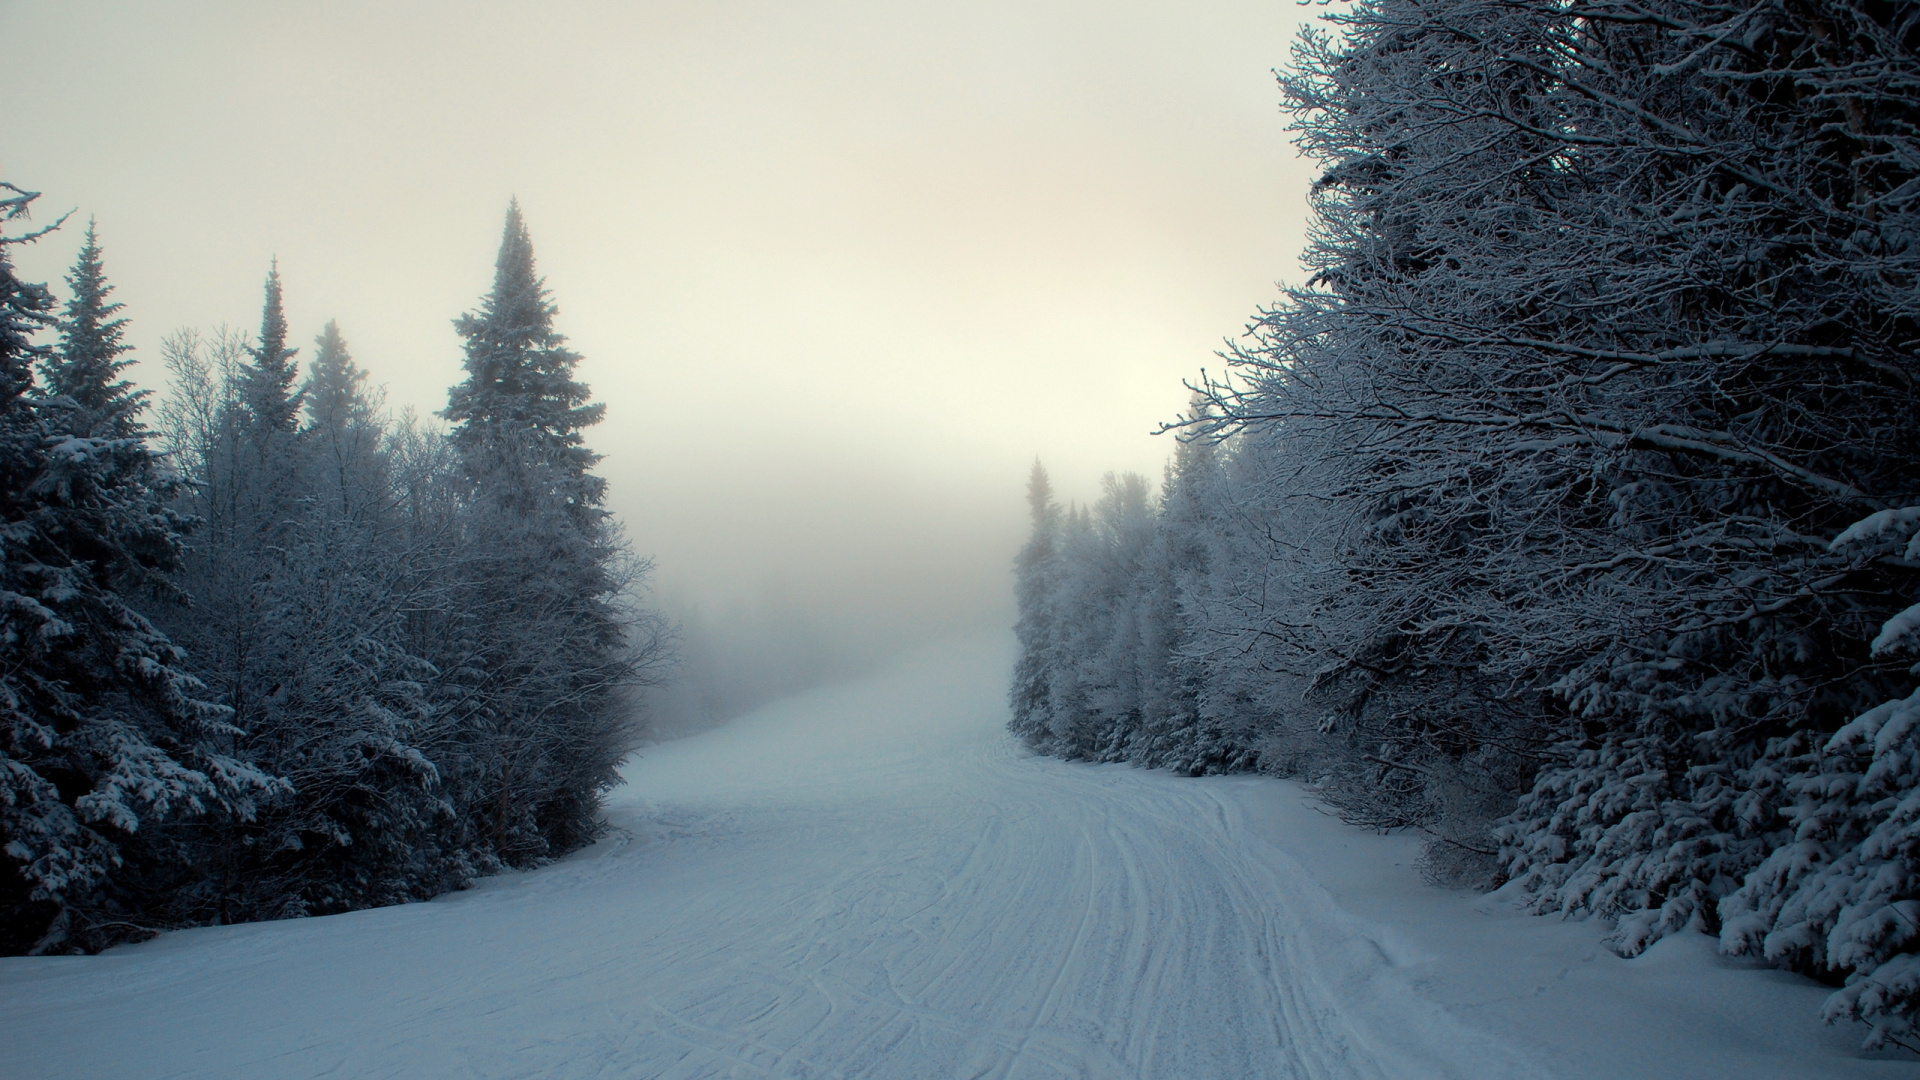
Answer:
top-left (0, 634), bottom-right (1904, 1078)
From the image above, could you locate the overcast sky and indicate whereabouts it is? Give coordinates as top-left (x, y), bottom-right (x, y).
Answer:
top-left (3, 0), bottom-right (1319, 659)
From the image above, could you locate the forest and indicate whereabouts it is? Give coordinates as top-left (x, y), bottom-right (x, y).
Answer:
top-left (4, 0), bottom-right (1918, 1069)
top-left (0, 190), bottom-right (668, 955)
top-left (1010, 0), bottom-right (1920, 1052)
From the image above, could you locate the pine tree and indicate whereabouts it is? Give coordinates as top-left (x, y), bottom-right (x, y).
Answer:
top-left (1130, 421), bottom-right (1238, 775)
top-left (1175, 0), bottom-right (1920, 1038)
top-left (0, 182), bottom-right (275, 953)
top-left (302, 319), bottom-right (382, 516)
top-left (445, 200), bottom-right (604, 513)
top-left (1009, 461), bottom-right (1060, 745)
top-left (241, 261), bottom-right (301, 437)
top-left (1719, 508), bottom-right (1920, 1051)
top-left (45, 221), bottom-right (146, 439)
top-left (440, 200), bottom-right (632, 863)
top-left (304, 320), bottom-right (368, 434)
top-left (1084, 472), bottom-right (1156, 761)
top-left (1029, 473), bottom-right (1154, 761)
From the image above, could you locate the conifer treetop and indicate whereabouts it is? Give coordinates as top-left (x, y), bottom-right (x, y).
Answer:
top-left (49, 220), bottom-right (148, 437)
top-left (243, 260), bottom-right (302, 436)
top-left (0, 182), bottom-right (56, 405)
top-left (304, 318), bottom-right (371, 434)
top-left (445, 200), bottom-right (606, 495)
top-left (1026, 460), bottom-right (1056, 527)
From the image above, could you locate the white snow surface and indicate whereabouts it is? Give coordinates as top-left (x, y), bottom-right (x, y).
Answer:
top-left (0, 632), bottom-right (1908, 1079)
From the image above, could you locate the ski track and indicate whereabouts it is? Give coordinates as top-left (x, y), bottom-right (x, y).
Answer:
top-left (0, 634), bottom-right (1541, 1080)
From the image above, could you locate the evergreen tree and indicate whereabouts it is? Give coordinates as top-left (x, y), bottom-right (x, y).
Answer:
top-left (1009, 460), bottom-right (1061, 746)
top-left (445, 199), bottom-right (604, 512)
top-left (1173, 0), bottom-right (1920, 900)
top-left (1719, 507), bottom-right (1920, 1051)
top-left (1129, 419), bottom-right (1240, 775)
top-left (303, 319), bottom-right (382, 516)
top-left (1028, 474), bottom-right (1154, 761)
top-left (241, 261), bottom-right (301, 437)
top-left (45, 221), bottom-right (146, 439)
top-left (1011, 0), bottom-right (1920, 1044)
top-left (304, 320), bottom-right (368, 433)
top-left (440, 200), bottom-right (633, 863)
top-left (0, 183), bottom-right (275, 953)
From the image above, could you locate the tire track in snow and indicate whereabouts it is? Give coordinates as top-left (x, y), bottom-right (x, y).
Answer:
top-left (989, 818), bottom-right (1099, 1080)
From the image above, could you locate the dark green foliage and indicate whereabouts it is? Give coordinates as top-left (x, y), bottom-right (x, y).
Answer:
top-left (445, 200), bottom-right (605, 517)
top-left (46, 221), bottom-right (147, 439)
top-left (242, 261), bottom-right (302, 437)
top-left (438, 200), bottom-right (637, 865)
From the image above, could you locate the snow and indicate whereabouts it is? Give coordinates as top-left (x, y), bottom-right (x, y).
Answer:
top-left (0, 632), bottom-right (1907, 1079)
top-left (1873, 601), bottom-right (1920, 658)
top-left (1830, 507), bottom-right (1920, 553)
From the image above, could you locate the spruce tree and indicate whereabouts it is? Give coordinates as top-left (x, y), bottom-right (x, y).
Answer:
top-left (445, 200), bottom-right (605, 513)
top-left (156, 315), bottom-right (455, 927)
top-left (1130, 421), bottom-right (1234, 775)
top-left (441, 200), bottom-right (630, 862)
top-left (241, 261), bottom-right (302, 437)
top-left (1195, 0), bottom-right (1920, 1040)
top-left (46, 221), bottom-right (146, 439)
top-left (303, 319), bottom-right (381, 516)
top-left (304, 320), bottom-right (369, 437)
top-left (1009, 460), bottom-right (1060, 747)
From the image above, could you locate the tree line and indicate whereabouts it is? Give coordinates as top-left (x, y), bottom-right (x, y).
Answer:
top-left (1013, 0), bottom-right (1920, 1051)
top-left (0, 187), bottom-right (667, 953)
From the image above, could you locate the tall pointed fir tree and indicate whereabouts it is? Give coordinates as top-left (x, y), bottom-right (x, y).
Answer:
top-left (164, 267), bottom-right (311, 773)
top-left (1009, 460), bottom-right (1061, 747)
top-left (0, 184), bottom-right (275, 953)
top-left (304, 320), bottom-right (370, 438)
top-left (303, 319), bottom-right (382, 516)
top-left (45, 221), bottom-right (146, 439)
top-left (441, 200), bottom-right (636, 863)
top-left (242, 260), bottom-right (301, 438)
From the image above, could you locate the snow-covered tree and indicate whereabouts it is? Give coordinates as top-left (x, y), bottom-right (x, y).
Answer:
top-left (151, 294), bottom-right (456, 925)
top-left (1166, 0), bottom-right (1920, 903)
top-left (0, 185), bottom-right (275, 952)
top-left (1719, 508), bottom-right (1920, 1050)
top-left (0, 187), bottom-right (667, 948)
top-left (303, 319), bottom-right (385, 517)
top-left (45, 221), bottom-right (147, 439)
top-left (1009, 461), bottom-right (1061, 747)
top-left (241, 261), bottom-right (301, 438)
top-left (1013, 472), bottom-right (1157, 762)
top-left (1020, 3), bottom-right (1918, 1044)
top-left (439, 200), bottom-right (651, 862)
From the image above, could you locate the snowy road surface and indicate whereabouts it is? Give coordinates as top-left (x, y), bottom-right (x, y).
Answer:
top-left (0, 634), bottom-right (1905, 1079)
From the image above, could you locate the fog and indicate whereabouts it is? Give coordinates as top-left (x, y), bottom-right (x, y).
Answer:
top-left (3, 0), bottom-right (1318, 725)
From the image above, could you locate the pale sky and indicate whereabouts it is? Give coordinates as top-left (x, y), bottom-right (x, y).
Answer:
top-left (3, 0), bottom-right (1319, 664)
